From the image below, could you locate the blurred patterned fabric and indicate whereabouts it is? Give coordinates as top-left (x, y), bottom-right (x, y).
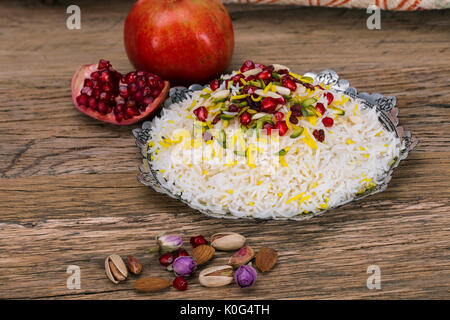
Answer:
top-left (222, 0), bottom-right (448, 10)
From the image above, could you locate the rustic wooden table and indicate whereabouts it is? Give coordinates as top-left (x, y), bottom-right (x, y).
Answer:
top-left (0, 0), bottom-right (449, 300)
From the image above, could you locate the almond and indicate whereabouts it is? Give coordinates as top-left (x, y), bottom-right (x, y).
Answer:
top-left (191, 244), bottom-right (215, 266)
top-left (255, 247), bottom-right (278, 272)
top-left (134, 277), bottom-right (170, 293)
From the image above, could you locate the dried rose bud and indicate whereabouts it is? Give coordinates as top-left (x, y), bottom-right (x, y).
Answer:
top-left (234, 265), bottom-right (257, 288)
top-left (157, 234), bottom-right (183, 253)
top-left (173, 256), bottom-right (197, 277)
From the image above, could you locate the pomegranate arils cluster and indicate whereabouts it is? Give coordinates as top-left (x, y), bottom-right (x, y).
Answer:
top-left (75, 59), bottom-right (165, 123)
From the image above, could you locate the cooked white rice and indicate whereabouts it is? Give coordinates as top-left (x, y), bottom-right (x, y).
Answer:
top-left (146, 70), bottom-right (401, 219)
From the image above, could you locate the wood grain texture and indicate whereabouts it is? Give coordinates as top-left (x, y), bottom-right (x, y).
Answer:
top-left (0, 0), bottom-right (449, 299)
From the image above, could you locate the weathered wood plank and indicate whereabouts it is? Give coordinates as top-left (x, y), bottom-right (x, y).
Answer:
top-left (0, 0), bottom-right (449, 299)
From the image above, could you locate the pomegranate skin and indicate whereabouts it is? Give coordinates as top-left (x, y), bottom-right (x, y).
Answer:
top-left (124, 0), bottom-right (234, 86)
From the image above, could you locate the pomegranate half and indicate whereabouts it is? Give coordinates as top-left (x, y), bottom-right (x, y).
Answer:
top-left (124, 0), bottom-right (234, 85)
top-left (71, 59), bottom-right (169, 125)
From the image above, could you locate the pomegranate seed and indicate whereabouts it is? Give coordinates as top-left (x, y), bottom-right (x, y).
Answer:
top-left (115, 103), bottom-right (125, 114)
top-left (277, 69), bottom-right (289, 75)
top-left (159, 253), bottom-right (175, 266)
top-left (257, 70), bottom-right (272, 81)
top-left (98, 59), bottom-right (110, 70)
top-left (143, 96), bottom-right (154, 105)
top-left (81, 86), bottom-right (93, 96)
top-left (193, 106), bottom-right (208, 122)
top-left (76, 94), bottom-right (88, 106)
top-left (240, 60), bottom-right (255, 73)
top-left (151, 88), bottom-right (161, 98)
top-left (90, 71), bottom-right (100, 80)
top-left (101, 71), bottom-right (111, 83)
top-left (275, 121), bottom-right (288, 136)
top-left (231, 74), bottom-right (244, 85)
top-left (126, 72), bottom-right (136, 84)
top-left (93, 89), bottom-right (100, 99)
top-left (128, 83), bottom-right (138, 94)
top-left (315, 102), bottom-right (326, 115)
top-left (212, 114), bottom-right (221, 125)
top-left (143, 87), bottom-right (152, 97)
top-left (255, 63), bottom-right (266, 69)
top-left (324, 92), bottom-right (334, 105)
top-left (83, 79), bottom-right (93, 87)
top-left (173, 248), bottom-right (189, 258)
top-left (245, 75), bottom-right (256, 82)
top-left (134, 91), bottom-right (144, 102)
top-left (228, 104), bottom-right (238, 112)
top-left (289, 115), bottom-right (299, 124)
top-left (263, 123), bottom-right (275, 135)
top-left (263, 65), bottom-right (275, 72)
top-left (240, 111), bottom-right (252, 125)
top-left (282, 76), bottom-right (297, 91)
top-left (260, 97), bottom-right (277, 114)
top-left (88, 97), bottom-right (97, 109)
top-left (274, 112), bottom-right (284, 121)
top-left (99, 91), bottom-right (110, 101)
top-left (313, 129), bottom-right (325, 142)
top-left (173, 276), bottom-right (188, 291)
top-left (118, 85), bottom-right (129, 98)
top-left (126, 99), bottom-right (136, 109)
top-left (210, 79), bottom-right (219, 91)
top-left (322, 117), bottom-right (334, 127)
top-left (136, 77), bottom-right (146, 88)
top-left (291, 105), bottom-right (302, 117)
top-left (97, 101), bottom-right (108, 114)
top-left (247, 86), bottom-right (259, 95)
top-left (92, 80), bottom-right (100, 89)
top-left (190, 235), bottom-right (208, 248)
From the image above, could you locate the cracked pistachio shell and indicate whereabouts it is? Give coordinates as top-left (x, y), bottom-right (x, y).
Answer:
top-left (105, 254), bottom-right (128, 284)
top-left (211, 232), bottom-right (246, 251)
top-left (199, 265), bottom-right (234, 287)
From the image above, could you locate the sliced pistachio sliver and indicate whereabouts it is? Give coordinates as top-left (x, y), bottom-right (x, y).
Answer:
top-left (238, 106), bottom-right (249, 116)
top-left (249, 80), bottom-right (263, 88)
top-left (290, 127), bottom-right (304, 139)
top-left (215, 129), bottom-right (227, 148)
top-left (276, 148), bottom-right (288, 156)
top-left (301, 97), bottom-right (317, 107)
top-left (213, 97), bottom-right (227, 104)
top-left (301, 105), bottom-right (316, 117)
top-left (220, 114), bottom-right (235, 120)
top-left (246, 109), bottom-right (257, 114)
top-left (234, 150), bottom-right (246, 157)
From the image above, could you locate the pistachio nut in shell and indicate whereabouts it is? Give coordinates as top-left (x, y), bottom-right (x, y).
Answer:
top-left (228, 245), bottom-right (255, 268)
top-left (211, 232), bottom-right (246, 251)
top-left (199, 265), bottom-right (234, 287)
top-left (105, 254), bottom-right (128, 284)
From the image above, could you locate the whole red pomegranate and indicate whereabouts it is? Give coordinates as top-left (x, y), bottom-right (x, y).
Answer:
top-left (124, 0), bottom-right (234, 85)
